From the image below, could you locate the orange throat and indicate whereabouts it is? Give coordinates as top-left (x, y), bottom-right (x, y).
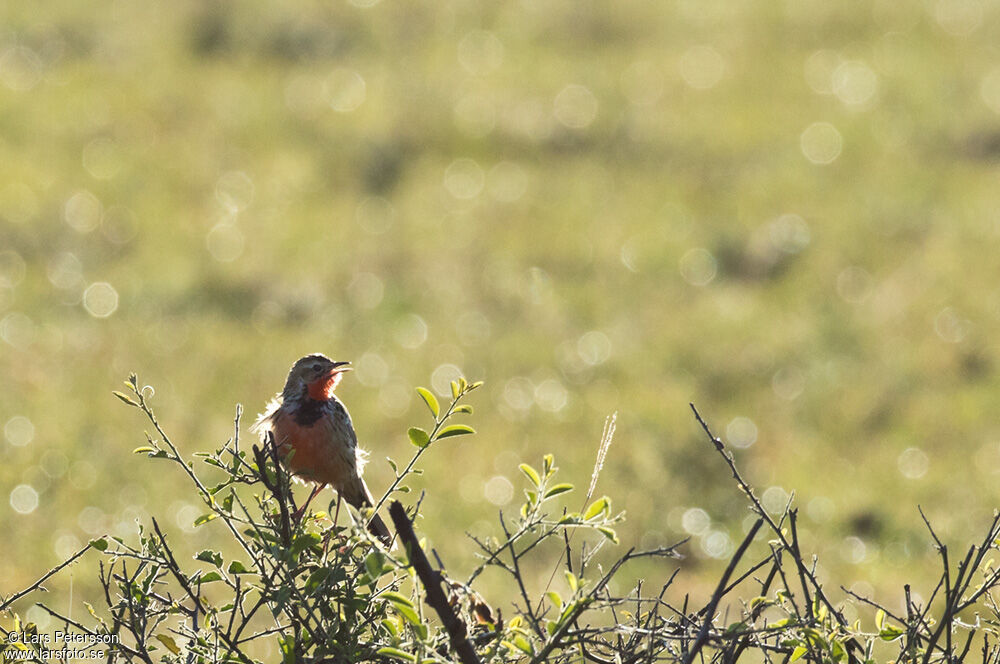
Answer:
top-left (306, 373), bottom-right (341, 401)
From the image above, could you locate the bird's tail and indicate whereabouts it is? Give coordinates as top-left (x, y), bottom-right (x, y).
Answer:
top-left (344, 478), bottom-right (394, 548)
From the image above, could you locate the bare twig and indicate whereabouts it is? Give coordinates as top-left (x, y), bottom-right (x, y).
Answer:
top-left (389, 500), bottom-right (481, 664)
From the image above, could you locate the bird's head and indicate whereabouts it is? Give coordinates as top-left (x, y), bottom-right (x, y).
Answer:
top-left (282, 353), bottom-right (352, 401)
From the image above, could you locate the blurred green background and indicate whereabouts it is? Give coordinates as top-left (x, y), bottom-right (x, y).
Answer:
top-left (4, 0), bottom-right (1000, 623)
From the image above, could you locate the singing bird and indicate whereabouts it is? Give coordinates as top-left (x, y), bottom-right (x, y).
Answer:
top-left (252, 353), bottom-right (392, 545)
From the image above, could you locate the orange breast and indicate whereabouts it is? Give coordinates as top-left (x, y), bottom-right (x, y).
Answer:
top-left (269, 409), bottom-right (356, 489)
top-left (272, 415), bottom-right (333, 483)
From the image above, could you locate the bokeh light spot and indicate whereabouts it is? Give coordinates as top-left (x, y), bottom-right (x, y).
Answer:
top-left (325, 68), bottom-right (366, 112)
top-left (841, 536), bottom-right (867, 564)
top-left (577, 330), bottom-right (611, 366)
top-left (701, 530), bottom-right (733, 559)
top-left (534, 379), bottom-right (568, 413)
top-left (769, 214), bottom-right (810, 253)
top-left (980, 67), bottom-right (1000, 114)
top-left (832, 60), bottom-right (878, 107)
top-left (46, 251), bottom-right (83, 290)
top-left (761, 486), bottom-right (789, 514)
top-left (1, 312), bottom-right (35, 349)
top-left (206, 223), bottom-right (245, 262)
top-left (837, 266), bottom-right (873, 304)
top-left (444, 158), bottom-right (485, 199)
top-left (804, 50), bottom-right (843, 95)
top-left (53, 533), bottom-right (82, 559)
top-left (679, 248), bottom-right (717, 286)
top-left (82, 137), bottom-right (122, 180)
top-left (431, 363), bottom-right (463, 396)
top-left (458, 30), bottom-right (504, 75)
top-left (807, 496), bottom-right (835, 523)
top-left (800, 122), bottom-right (842, 164)
top-left (0, 250), bottom-right (26, 289)
top-left (934, 0), bottom-right (982, 35)
top-left (355, 352), bottom-right (389, 387)
top-left (64, 190), bottom-right (102, 233)
top-left (215, 171), bottom-right (255, 211)
top-left (10, 484), bottom-right (39, 514)
top-left (897, 447), bottom-right (929, 479)
top-left (682, 508), bottom-right (710, 535)
top-left (726, 417), bottom-right (757, 448)
top-left (484, 475), bottom-right (513, 505)
top-left (772, 366), bottom-right (805, 401)
top-left (554, 84), bottom-right (598, 129)
top-left (454, 93), bottom-right (496, 137)
top-left (678, 45), bottom-right (725, 90)
top-left (934, 307), bottom-right (970, 344)
top-left (83, 282), bottom-right (119, 318)
top-left (5, 415), bottom-right (35, 447)
top-left (395, 314), bottom-right (428, 349)
top-left (0, 46), bottom-right (43, 91)
top-left (347, 272), bottom-right (384, 309)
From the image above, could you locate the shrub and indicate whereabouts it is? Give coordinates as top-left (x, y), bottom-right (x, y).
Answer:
top-left (4, 376), bottom-right (1000, 663)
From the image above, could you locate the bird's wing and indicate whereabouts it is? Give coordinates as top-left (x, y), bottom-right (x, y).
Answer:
top-left (250, 395), bottom-right (283, 435)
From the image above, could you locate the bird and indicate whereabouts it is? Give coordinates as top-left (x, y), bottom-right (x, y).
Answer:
top-left (251, 353), bottom-right (392, 546)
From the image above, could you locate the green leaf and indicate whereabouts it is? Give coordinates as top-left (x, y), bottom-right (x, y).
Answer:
top-left (543, 483), bottom-right (574, 499)
top-left (437, 424), bottom-right (475, 439)
top-left (304, 568), bottom-right (331, 594)
top-left (583, 496), bottom-right (610, 520)
top-left (875, 608), bottom-right (885, 630)
top-left (564, 570), bottom-right (578, 593)
top-left (597, 526), bottom-right (619, 543)
top-left (407, 427), bottom-right (430, 448)
top-left (790, 646), bottom-right (807, 662)
top-left (89, 537), bottom-right (108, 552)
top-left (365, 551), bottom-right (387, 580)
top-left (512, 635), bottom-right (534, 655)
top-left (416, 387), bottom-right (439, 419)
top-left (113, 391), bottom-right (139, 407)
top-left (376, 648), bottom-right (416, 662)
top-left (879, 626), bottom-right (904, 641)
top-left (227, 560), bottom-right (249, 574)
top-left (381, 591), bottom-right (414, 607)
top-left (519, 463), bottom-right (541, 487)
top-left (391, 602), bottom-right (421, 626)
top-left (195, 550), bottom-right (223, 567)
top-left (132, 446), bottom-right (155, 454)
top-left (291, 532), bottom-right (321, 558)
top-left (546, 591), bottom-right (563, 608)
top-left (451, 380), bottom-right (461, 400)
top-left (725, 621), bottom-right (748, 634)
top-left (155, 634), bottom-right (180, 655)
top-left (198, 572), bottom-right (222, 583)
top-left (193, 513), bottom-right (217, 527)
top-left (543, 454), bottom-right (554, 476)
top-left (454, 404), bottom-right (474, 414)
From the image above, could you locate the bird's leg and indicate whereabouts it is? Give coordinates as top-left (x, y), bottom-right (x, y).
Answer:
top-left (333, 493), bottom-right (343, 528)
top-left (291, 483), bottom-right (325, 523)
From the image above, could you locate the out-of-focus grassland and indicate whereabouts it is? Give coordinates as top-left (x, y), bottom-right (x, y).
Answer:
top-left (4, 0), bottom-right (1000, 617)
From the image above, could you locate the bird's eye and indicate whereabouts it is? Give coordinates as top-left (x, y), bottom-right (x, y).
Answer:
top-left (311, 364), bottom-right (321, 372)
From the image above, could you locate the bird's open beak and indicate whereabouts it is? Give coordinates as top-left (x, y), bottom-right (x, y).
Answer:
top-left (330, 361), bottom-right (352, 373)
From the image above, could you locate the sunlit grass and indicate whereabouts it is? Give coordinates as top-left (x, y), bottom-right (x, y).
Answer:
top-left (3, 0), bottom-right (1000, 618)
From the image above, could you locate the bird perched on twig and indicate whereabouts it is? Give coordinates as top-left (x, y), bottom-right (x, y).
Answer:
top-left (252, 353), bottom-right (392, 546)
